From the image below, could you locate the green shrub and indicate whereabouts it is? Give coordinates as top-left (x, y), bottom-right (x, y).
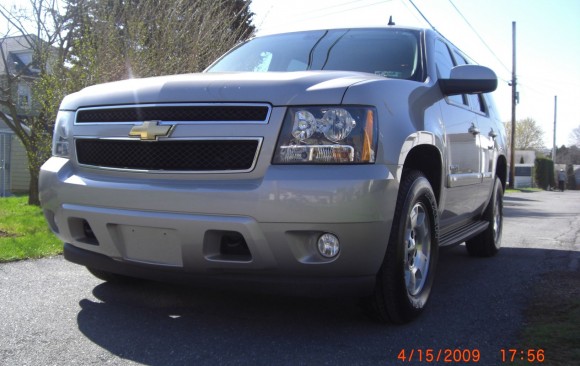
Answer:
top-left (567, 164), bottom-right (577, 190)
top-left (535, 158), bottom-right (555, 190)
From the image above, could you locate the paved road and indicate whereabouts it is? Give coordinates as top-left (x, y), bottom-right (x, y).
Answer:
top-left (1, 190), bottom-right (579, 365)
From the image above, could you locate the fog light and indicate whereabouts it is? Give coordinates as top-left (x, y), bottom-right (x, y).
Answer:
top-left (317, 233), bottom-right (340, 258)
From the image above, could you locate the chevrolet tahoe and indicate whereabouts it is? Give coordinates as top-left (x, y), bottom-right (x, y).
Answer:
top-left (40, 26), bottom-right (507, 323)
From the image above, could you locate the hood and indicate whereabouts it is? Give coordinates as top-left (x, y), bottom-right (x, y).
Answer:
top-left (60, 71), bottom-right (384, 110)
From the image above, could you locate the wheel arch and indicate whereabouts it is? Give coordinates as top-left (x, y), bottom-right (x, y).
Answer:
top-left (496, 154), bottom-right (508, 191)
top-left (400, 143), bottom-right (443, 205)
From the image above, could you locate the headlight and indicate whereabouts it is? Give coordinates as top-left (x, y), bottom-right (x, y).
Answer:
top-left (273, 106), bottom-right (377, 164)
top-left (52, 111), bottom-right (73, 157)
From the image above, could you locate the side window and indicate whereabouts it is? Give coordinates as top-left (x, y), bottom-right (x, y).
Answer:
top-left (434, 40), bottom-right (464, 105)
top-left (452, 51), bottom-right (468, 66)
top-left (453, 51), bottom-right (488, 113)
top-left (483, 94), bottom-right (497, 118)
top-left (434, 40), bottom-right (453, 77)
top-left (453, 50), bottom-right (487, 114)
top-left (451, 51), bottom-right (469, 106)
top-left (468, 94), bottom-right (487, 114)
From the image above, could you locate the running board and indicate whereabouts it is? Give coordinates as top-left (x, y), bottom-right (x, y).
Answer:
top-left (439, 220), bottom-right (489, 247)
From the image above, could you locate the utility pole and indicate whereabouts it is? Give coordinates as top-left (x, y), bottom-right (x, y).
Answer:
top-left (509, 21), bottom-right (517, 189)
top-left (552, 95), bottom-right (557, 162)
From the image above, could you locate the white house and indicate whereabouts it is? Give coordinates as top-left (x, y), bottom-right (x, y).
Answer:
top-left (0, 35), bottom-right (39, 195)
top-left (510, 150), bottom-right (536, 188)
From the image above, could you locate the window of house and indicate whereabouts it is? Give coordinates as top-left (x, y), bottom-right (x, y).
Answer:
top-left (18, 83), bottom-right (31, 108)
top-left (16, 52), bottom-right (33, 66)
top-left (13, 51), bottom-right (40, 74)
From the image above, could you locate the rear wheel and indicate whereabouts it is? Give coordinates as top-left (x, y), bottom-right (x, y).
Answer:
top-left (466, 177), bottom-right (503, 257)
top-left (364, 170), bottom-right (439, 324)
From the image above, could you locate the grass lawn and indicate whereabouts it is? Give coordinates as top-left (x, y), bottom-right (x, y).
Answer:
top-left (0, 195), bottom-right (62, 262)
top-left (505, 187), bottom-right (543, 194)
top-left (517, 272), bottom-right (580, 365)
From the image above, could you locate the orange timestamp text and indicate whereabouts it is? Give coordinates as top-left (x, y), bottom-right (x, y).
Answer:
top-left (397, 348), bottom-right (481, 363)
top-left (499, 349), bottom-right (545, 363)
top-left (396, 348), bottom-right (546, 363)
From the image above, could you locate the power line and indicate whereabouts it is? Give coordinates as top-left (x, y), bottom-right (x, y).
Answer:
top-left (409, 0), bottom-right (511, 84)
top-left (307, 0), bottom-right (393, 20)
top-left (408, 0), bottom-right (437, 31)
top-left (447, 0), bottom-right (511, 75)
top-left (257, 0), bottom-right (393, 32)
top-left (292, 0), bottom-right (386, 19)
top-left (399, 0), bottom-right (424, 24)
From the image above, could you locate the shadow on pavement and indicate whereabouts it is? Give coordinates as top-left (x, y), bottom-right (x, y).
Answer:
top-left (75, 244), bottom-right (578, 366)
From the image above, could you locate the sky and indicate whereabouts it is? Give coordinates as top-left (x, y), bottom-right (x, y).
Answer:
top-left (249, 0), bottom-right (580, 148)
top-left (2, 0), bottom-right (579, 148)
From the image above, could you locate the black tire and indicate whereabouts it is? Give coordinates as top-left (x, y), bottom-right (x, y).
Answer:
top-left (466, 177), bottom-right (503, 257)
top-left (86, 267), bottom-right (138, 283)
top-left (364, 170), bottom-right (439, 324)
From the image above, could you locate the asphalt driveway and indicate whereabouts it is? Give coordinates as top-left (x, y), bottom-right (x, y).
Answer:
top-left (1, 190), bottom-right (578, 365)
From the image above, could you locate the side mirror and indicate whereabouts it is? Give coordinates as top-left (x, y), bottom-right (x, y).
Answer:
top-left (439, 65), bottom-right (498, 96)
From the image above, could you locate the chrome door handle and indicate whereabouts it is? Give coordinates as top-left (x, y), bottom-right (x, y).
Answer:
top-left (468, 123), bottom-right (480, 135)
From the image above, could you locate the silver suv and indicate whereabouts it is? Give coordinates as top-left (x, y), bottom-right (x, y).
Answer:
top-left (40, 27), bottom-right (507, 323)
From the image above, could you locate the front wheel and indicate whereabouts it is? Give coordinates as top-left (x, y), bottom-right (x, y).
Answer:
top-left (364, 170), bottom-right (439, 324)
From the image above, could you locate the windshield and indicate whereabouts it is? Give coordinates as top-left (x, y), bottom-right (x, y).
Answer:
top-left (206, 28), bottom-right (423, 81)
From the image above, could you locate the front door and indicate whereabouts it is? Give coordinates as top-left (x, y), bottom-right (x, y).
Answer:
top-left (0, 133), bottom-right (12, 197)
top-left (434, 39), bottom-right (483, 221)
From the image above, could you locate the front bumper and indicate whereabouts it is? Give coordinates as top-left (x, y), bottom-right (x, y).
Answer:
top-left (64, 244), bottom-right (376, 296)
top-left (41, 157), bottom-right (398, 296)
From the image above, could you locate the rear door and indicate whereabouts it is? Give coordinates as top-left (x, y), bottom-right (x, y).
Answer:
top-left (467, 93), bottom-right (497, 194)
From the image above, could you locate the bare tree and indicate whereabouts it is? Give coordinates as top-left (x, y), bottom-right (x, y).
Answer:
top-left (570, 124), bottom-right (580, 148)
top-left (0, 0), bottom-right (77, 205)
top-left (73, 0), bottom-right (255, 81)
top-left (1, 0), bottom-right (255, 205)
top-left (556, 144), bottom-right (580, 165)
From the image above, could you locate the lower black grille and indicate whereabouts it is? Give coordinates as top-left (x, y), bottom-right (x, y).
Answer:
top-left (76, 139), bottom-right (260, 171)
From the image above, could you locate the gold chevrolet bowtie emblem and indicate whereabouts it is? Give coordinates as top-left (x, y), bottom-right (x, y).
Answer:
top-left (129, 121), bottom-right (174, 141)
